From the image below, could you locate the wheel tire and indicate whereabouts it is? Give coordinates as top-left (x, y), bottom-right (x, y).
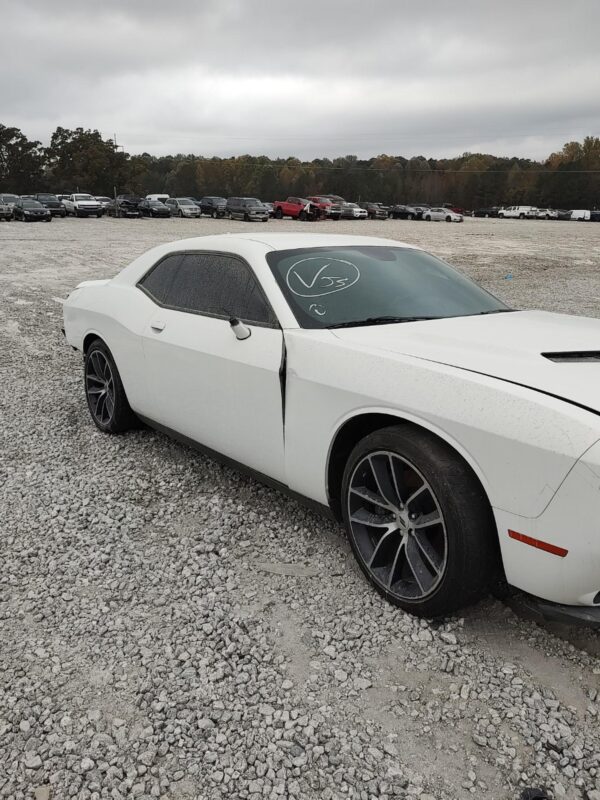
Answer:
top-left (484, 213), bottom-right (489, 218)
top-left (341, 425), bottom-right (498, 617)
top-left (519, 214), bottom-right (525, 219)
top-left (407, 213), bottom-right (414, 220)
top-left (275, 208), bottom-right (284, 219)
top-left (425, 215), bottom-right (431, 221)
top-left (84, 339), bottom-right (137, 434)
top-left (446, 216), bottom-right (452, 222)
top-left (244, 213), bottom-right (250, 222)
top-left (211, 210), bottom-right (218, 219)
top-left (179, 210), bottom-right (184, 218)
top-left (299, 210), bottom-right (307, 221)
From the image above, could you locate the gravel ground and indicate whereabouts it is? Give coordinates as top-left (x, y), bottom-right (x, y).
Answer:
top-left (1, 216), bottom-right (600, 800)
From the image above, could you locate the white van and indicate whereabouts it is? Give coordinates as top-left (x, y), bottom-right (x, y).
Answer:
top-left (571, 209), bottom-right (590, 221)
top-left (146, 194), bottom-right (170, 204)
top-left (497, 206), bottom-right (537, 219)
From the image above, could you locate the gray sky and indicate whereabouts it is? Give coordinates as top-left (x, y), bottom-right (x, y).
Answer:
top-left (2, 0), bottom-right (598, 161)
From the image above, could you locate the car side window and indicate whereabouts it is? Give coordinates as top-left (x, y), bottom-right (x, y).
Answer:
top-left (138, 254), bottom-right (183, 305)
top-left (139, 253), bottom-right (276, 327)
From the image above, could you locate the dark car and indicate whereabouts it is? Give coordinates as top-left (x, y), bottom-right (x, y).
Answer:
top-left (32, 193), bottom-right (67, 217)
top-left (199, 196), bottom-right (227, 218)
top-left (591, 210), bottom-right (600, 223)
top-left (107, 196), bottom-right (142, 218)
top-left (13, 198), bottom-right (52, 222)
top-left (556, 209), bottom-right (573, 221)
top-left (359, 202), bottom-right (390, 220)
top-left (225, 197), bottom-right (270, 222)
top-left (389, 204), bottom-right (420, 220)
top-left (137, 199), bottom-right (171, 218)
top-left (472, 206), bottom-right (500, 218)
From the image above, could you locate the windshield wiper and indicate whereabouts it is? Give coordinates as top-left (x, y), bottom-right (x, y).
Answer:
top-left (327, 316), bottom-right (440, 329)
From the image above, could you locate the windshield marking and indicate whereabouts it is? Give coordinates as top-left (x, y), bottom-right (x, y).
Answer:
top-left (286, 257), bottom-right (361, 298)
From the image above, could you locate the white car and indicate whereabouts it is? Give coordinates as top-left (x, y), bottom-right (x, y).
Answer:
top-left (62, 233), bottom-right (600, 623)
top-left (571, 209), bottom-right (591, 221)
top-left (423, 208), bottom-right (463, 223)
top-left (62, 193), bottom-right (104, 218)
top-left (340, 203), bottom-right (368, 220)
top-left (536, 208), bottom-right (558, 220)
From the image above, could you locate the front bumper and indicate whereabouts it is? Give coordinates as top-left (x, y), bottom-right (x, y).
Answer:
top-left (495, 439), bottom-right (600, 607)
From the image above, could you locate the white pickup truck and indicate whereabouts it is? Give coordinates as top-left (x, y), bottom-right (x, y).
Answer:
top-left (497, 205), bottom-right (538, 219)
top-left (62, 193), bottom-right (104, 218)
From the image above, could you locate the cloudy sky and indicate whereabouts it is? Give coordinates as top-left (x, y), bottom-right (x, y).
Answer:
top-left (2, 1), bottom-right (598, 161)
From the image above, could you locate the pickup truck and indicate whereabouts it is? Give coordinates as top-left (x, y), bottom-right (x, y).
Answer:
top-left (307, 196), bottom-right (342, 220)
top-left (62, 193), bottom-right (104, 218)
top-left (273, 197), bottom-right (317, 220)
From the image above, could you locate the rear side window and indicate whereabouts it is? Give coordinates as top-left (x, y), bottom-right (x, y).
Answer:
top-left (138, 254), bottom-right (183, 305)
top-left (138, 252), bottom-right (276, 326)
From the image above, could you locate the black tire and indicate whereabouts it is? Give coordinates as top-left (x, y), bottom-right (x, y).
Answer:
top-left (341, 425), bottom-right (498, 617)
top-left (484, 213), bottom-right (489, 218)
top-left (84, 339), bottom-right (137, 434)
top-left (211, 210), bottom-right (218, 219)
top-left (424, 215), bottom-right (431, 221)
top-left (407, 213), bottom-right (414, 220)
top-left (244, 213), bottom-right (250, 222)
top-left (445, 215), bottom-right (452, 222)
top-left (179, 210), bottom-right (184, 218)
top-left (275, 208), bottom-right (283, 219)
top-left (227, 211), bottom-right (233, 220)
top-left (519, 213), bottom-right (525, 219)
top-left (299, 210), bottom-right (308, 221)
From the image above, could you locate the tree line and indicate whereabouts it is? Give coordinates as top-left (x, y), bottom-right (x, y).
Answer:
top-left (1, 124), bottom-right (599, 209)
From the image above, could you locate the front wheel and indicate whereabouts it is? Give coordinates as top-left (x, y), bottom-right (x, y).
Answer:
top-left (299, 210), bottom-right (307, 221)
top-left (211, 210), bottom-right (218, 219)
top-left (84, 339), bottom-right (137, 433)
top-left (275, 208), bottom-right (283, 219)
top-left (341, 425), bottom-right (498, 617)
top-left (445, 215), bottom-right (452, 222)
top-left (424, 215), bottom-right (431, 221)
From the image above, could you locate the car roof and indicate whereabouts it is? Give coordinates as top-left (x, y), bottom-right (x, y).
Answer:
top-left (162, 232), bottom-right (420, 251)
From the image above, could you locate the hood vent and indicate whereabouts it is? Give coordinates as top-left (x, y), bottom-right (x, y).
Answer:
top-left (543, 351), bottom-right (600, 363)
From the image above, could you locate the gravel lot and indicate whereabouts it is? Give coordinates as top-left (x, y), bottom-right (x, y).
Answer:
top-left (2, 216), bottom-right (600, 800)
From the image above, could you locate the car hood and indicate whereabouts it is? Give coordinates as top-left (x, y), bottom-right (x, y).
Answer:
top-left (330, 310), bottom-right (600, 412)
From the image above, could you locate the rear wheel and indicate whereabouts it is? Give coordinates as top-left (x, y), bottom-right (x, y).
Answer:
top-left (275, 208), bottom-right (284, 219)
top-left (341, 425), bottom-right (498, 617)
top-left (424, 215), bottom-right (431, 221)
top-left (84, 339), bottom-right (137, 434)
top-left (211, 210), bottom-right (218, 219)
top-left (299, 210), bottom-right (308, 221)
top-left (407, 213), bottom-right (414, 220)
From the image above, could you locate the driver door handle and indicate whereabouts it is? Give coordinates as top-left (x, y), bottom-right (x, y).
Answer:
top-left (150, 320), bottom-right (166, 332)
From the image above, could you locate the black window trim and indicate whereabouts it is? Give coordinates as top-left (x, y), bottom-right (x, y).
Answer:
top-left (136, 249), bottom-right (281, 330)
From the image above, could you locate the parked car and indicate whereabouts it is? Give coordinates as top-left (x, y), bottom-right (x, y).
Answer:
top-left (95, 196), bottom-right (113, 211)
top-left (12, 197), bottom-right (52, 222)
top-left (137, 199), bottom-right (171, 218)
top-left (0, 193), bottom-right (20, 213)
top-left (497, 206), bottom-right (537, 219)
top-left (198, 196), bottom-right (227, 218)
top-left (165, 197), bottom-right (201, 218)
top-left (31, 193), bottom-right (67, 217)
top-left (571, 209), bottom-right (591, 221)
top-left (226, 197), bottom-right (270, 222)
top-left (263, 202), bottom-right (275, 218)
top-left (107, 198), bottom-right (142, 218)
top-left (62, 231), bottom-right (600, 624)
top-left (591, 211), bottom-right (600, 223)
top-left (472, 207), bottom-right (500, 218)
top-left (146, 194), bottom-right (170, 204)
top-left (423, 207), bottom-right (463, 223)
top-left (273, 197), bottom-right (321, 220)
top-left (359, 202), bottom-right (390, 220)
top-left (389, 204), bottom-right (419, 220)
top-left (536, 208), bottom-right (558, 220)
top-left (0, 197), bottom-right (13, 220)
top-left (340, 202), bottom-right (368, 220)
top-left (307, 196), bottom-right (342, 220)
top-left (556, 209), bottom-right (573, 221)
top-left (62, 193), bottom-right (104, 218)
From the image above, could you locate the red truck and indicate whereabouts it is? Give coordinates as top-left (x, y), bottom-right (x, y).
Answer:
top-left (272, 197), bottom-right (317, 220)
top-left (307, 196), bottom-right (343, 220)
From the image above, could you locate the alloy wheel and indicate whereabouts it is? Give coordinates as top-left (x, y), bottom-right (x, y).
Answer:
top-left (347, 450), bottom-right (447, 601)
top-left (85, 350), bottom-right (116, 426)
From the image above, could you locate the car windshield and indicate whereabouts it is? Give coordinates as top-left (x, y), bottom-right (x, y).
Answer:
top-left (244, 199), bottom-right (261, 207)
top-left (23, 200), bottom-right (43, 208)
top-left (178, 199), bottom-right (194, 205)
top-left (37, 194), bottom-right (57, 200)
top-left (74, 194), bottom-right (94, 201)
top-left (1, 195), bottom-right (19, 202)
top-left (266, 246), bottom-right (510, 329)
top-left (149, 201), bottom-right (164, 206)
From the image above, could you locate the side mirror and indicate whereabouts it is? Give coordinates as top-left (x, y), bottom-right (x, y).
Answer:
top-left (229, 318), bottom-right (251, 340)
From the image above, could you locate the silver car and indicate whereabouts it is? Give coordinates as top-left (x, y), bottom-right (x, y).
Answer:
top-left (166, 197), bottom-right (202, 218)
top-left (423, 207), bottom-right (463, 223)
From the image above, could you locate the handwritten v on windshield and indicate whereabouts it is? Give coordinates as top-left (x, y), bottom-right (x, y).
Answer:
top-left (293, 264), bottom-right (347, 289)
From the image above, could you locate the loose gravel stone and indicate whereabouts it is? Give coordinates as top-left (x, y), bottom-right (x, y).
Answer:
top-left (1, 217), bottom-right (600, 799)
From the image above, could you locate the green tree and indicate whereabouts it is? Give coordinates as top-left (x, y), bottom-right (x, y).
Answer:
top-left (45, 127), bottom-right (132, 194)
top-left (0, 125), bottom-right (45, 193)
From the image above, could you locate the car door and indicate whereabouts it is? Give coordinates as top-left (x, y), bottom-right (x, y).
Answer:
top-left (138, 251), bottom-right (285, 480)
